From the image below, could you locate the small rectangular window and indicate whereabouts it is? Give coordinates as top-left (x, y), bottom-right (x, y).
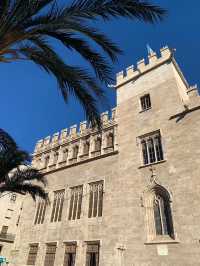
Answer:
top-left (63, 243), bottom-right (76, 266)
top-left (10, 193), bottom-right (17, 202)
top-left (140, 131), bottom-right (164, 165)
top-left (88, 181), bottom-right (104, 218)
top-left (50, 190), bottom-right (65, 223)
top-left (44, 243), bottom-right (57, 266)
top-left (27, 244), bottom-right (39, 265)
top-left (68, 186), bottom-right (83, 220)
top-left (140, 94), bottom-right (151, 111)
top-left (86, 242), bottom-right (99, 266)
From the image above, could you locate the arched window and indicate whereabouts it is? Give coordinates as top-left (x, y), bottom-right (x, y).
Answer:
top-left (54, 151), bottom-right (59, 164)
top-left (63, 149), bottom-right (68, 161)
top-left (83, 141), bottom-right (90, 155)
top-left (72, 145), bottom-right (79, 159)
top-left (44, 155), bottom-right (50, 168)
top-left (153, 191), bottom-right (174, 237)
top-left (107, 133), bottom-right (114, 148)
top-left (95, 137), bottom-right (101, 152)
top-left (143, 185), bottom-right (174, 242)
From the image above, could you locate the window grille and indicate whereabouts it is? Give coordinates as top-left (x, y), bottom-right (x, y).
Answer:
top-left (50, 190), bottom-right (65, 222)
top-left (68, 186), bottom-right (83, 220)
top-left (140, 94), bottom-right (151, 111)
top-left (44, 243), bottom-right (57, 266)
top-left (153, 193), bottom-right (174, 237)
top-left (86, 243), bottom-right (99, 266)
top-left (27, 244), bottom-right (39, 265)
top-left (34, 197), bottom-right (47, 225)
top-left (140, 132), bottom-right (164, 165)
top-left (88, 181), bottom-right (103, 218)
top-left (63, 243), bottom-right (76, 266)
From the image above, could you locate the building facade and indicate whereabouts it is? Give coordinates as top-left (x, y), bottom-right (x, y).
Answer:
top-left (11, 46), bottom-right (200, 265)
top-left (0, 192), bottom-right (23, 262)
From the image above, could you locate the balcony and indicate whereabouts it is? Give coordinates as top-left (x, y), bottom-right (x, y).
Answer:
top-left (0, 233), bottom-right (15, 243)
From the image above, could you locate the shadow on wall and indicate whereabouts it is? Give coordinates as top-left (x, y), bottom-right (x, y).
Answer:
top-left (169, 105), bottom-right (200, 123)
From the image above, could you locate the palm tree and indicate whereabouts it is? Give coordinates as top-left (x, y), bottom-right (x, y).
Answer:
top-left (0, 0), bottom-right (165, 126)
top-left (0, 129), bottom-right (47, 200)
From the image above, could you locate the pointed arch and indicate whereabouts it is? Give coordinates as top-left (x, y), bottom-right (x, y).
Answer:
top-left (143, 184), bottom-right (174, 242)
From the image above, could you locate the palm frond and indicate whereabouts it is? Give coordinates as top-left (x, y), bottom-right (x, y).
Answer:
top-left (19, 44), bottom-right (105, 126)
top-left (65, 0), bottom-right (166, 22)
top-left (0, 130), bottom-right (47, 201)
top-left (0, 0), bottom-right (166, 125)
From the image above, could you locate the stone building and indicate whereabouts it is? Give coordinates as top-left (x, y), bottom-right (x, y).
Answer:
top-left (0, 192), bottom-right (23, 261)
top-left (11, 46), bottom-right (200, 265)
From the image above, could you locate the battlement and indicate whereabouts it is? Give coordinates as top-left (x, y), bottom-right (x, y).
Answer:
top-left (32, 108), bottom-right (118, 173)
top-left (116, 46), bottom-right (172, 87)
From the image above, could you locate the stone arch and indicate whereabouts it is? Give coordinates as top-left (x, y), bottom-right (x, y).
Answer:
top-left (142, 184), bottom-right (174, 242)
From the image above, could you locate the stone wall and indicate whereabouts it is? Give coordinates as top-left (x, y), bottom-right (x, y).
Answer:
top-left (12, 47), bottom-right (200, 266)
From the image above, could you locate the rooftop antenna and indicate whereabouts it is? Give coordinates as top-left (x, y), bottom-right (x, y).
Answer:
top-left (147, 44), bottom-right (155, 55)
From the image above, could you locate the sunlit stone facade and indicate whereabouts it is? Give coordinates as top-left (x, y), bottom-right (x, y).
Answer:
top-left (9, 47), bottom-right (200, 265)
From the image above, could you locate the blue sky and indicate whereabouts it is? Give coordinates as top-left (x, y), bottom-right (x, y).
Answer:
top-left (1, 0), bottom-right (200, 152)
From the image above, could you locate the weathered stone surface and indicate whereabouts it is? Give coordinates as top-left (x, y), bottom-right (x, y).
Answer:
top-left (9, 47), bottom-right (200, 265)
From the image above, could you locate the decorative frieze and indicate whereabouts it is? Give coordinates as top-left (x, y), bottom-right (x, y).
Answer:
top-left (33, 108), bottom-right (118, 172)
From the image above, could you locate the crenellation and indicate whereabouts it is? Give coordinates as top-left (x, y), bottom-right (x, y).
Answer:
top-left (116, 46), bottom-right (172, 87)
top-left (60, 128), bottom-right (68, 142)
top-left (126, 65), bottom-right (134, 76)
top-left (80, 121), bottom-right (87, 134)
top-left (148, 51), bottom-right (158, 63)
top-left (33, 110), bottom-right (117, 172)
top-left (51, 132), bottom-right (59, 145)
top-left (187, 85), bottom-right (199, 98)
top-left (70, 125), bottom-right (78, 138)
top-left (101, 111), bottom-right (109, 124)
top-left (137, 58), bottom-right (146, 71)
top-left (116, 70), bottom-right (124, 84)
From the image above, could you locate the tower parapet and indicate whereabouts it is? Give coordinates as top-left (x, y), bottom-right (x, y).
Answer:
top-left (32, 108), bottom-right (118, 172)
top-left (116, 46), bottom-right (172, 87)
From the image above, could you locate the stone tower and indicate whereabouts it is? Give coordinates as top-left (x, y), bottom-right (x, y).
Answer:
top-left (11, 46), bottom-right (200, 266)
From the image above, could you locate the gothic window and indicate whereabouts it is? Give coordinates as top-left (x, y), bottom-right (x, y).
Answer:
top-left (153, 192), bottom-right (174, 237)
top-left (63, 148), bottom-right (68, 161)
top-left (94, 137), bottom-right (101, 152)
top-left (34, 197), bottom-right (47, 225)
top-left (140, 132), bottom-right (164, 165)
top-left (83, 141), bottom-right (90, 155)
top-left (63, 243), bottom-right (76, 266)
top-left (50, 190), bottom-right (65, 222)
top-left (72, 145), bottom-right (79, 159)
top-left (86, 243), bottom-right (99, 266)
top-left (106, 133), bottom-right (114, 148)
top-left (68, 186), bottom-right (83, 220)
top-left (27, 244), bottom-right (39, 265)
top-left (88, 181), bottom-right (103, 218)
top-left (44, 155), bottom-right (50, 168)
top-left (140, 94), bottom-right (151, 111)
top-left (144, 185), bottom-right (174, 242)
top-left (44, 243), bottom-right (57, 266)
top-left (53, 150), bottom-right (59, 164)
